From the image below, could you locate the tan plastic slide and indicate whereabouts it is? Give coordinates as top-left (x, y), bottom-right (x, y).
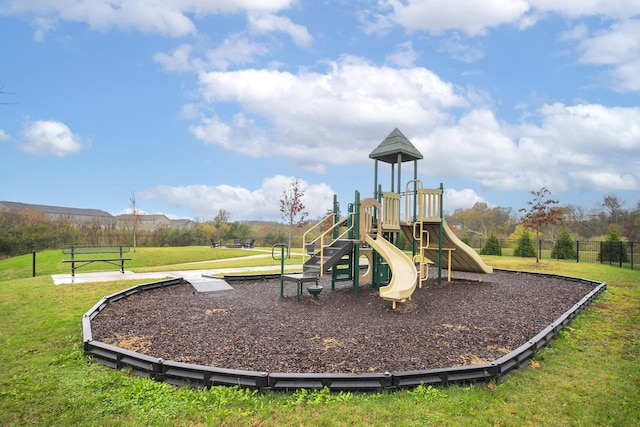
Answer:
top-left (406, 219), bottom-right (493, 275)
top-left (365, 234), bottom-right (418, 309)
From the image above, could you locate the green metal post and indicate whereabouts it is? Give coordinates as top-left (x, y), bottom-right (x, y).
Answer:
top-left (353, 190), bottom-right (360, 295)
top-left (332, 194), bottom-right (339, 239)
top-left (391, 163), bottom-right (394, 196)
top-left (412, 160), bottom-right (418, 258)
top-left (397, 153), bottom-right (402, 194)
top-left (438, 183), bottom-right (443, 285)
top-left (273, 244), bottom-right (287, 296)
top-left (373, 160), bottom-right (379, 200)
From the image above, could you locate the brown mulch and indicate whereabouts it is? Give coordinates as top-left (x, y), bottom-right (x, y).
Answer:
top-left (90, 268), bottom-right (596, 374)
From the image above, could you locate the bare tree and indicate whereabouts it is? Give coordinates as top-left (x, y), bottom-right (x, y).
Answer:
top-left (601, 195), bottom-right (624, 225)
top-left (129, 191), bottom-right (139, 252)
top-left (279, 177), bottom-right (308, 253)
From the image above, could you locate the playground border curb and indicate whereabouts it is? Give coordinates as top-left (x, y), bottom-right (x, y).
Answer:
top-left (82, 271), bottom-right (606, 392)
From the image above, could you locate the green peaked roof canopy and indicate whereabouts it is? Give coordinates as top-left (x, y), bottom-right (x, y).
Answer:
top-left (369, 128), bottom-right (423, 164)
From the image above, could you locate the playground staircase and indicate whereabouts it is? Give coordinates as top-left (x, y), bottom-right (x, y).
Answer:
top-left (303, 239), bottom-right (354, 275)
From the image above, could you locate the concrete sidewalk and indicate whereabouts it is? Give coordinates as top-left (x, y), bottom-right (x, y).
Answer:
top-left (51, 264), bottom-right (302, 286)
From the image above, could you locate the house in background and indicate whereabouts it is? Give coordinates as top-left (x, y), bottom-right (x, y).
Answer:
top-left (115, 214), bottom-right (196, 230)
top-left (0, 201), bottom-right (114, 225)
top-left (0, 201), bottom-right (195, 230)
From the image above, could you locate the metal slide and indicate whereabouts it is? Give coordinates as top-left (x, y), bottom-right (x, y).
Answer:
top-left (365, 234), bottom-right (418, 309)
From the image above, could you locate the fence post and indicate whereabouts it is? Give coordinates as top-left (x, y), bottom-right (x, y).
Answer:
top-left (32, 250), bottom-right (36, 277)
top-left (619, 241), bottom-right (623, 268)
top-left (576, 240), bottom-right (579, 263)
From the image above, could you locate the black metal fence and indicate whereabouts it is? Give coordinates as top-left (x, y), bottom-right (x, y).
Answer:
top-left (468, 239), bottom-right (637, 270)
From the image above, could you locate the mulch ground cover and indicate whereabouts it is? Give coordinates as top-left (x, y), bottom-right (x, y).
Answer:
top-left (90, 268), bottom-right (596, 374)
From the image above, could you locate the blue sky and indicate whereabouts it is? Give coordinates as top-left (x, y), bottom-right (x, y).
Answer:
top-left (1, 1), bottom-right (639, 222)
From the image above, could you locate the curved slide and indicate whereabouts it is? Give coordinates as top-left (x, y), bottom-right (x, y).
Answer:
top-left (402, 220), bottom-right (493, 275)
top-left (365, 234), bottom-right (418, 309)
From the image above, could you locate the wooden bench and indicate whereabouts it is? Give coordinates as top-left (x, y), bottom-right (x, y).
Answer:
top-left (62, 245), bottom-right (131, 277)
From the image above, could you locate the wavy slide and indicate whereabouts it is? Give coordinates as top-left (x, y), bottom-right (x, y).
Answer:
top-left (365, 234), bottom-right (418, 309)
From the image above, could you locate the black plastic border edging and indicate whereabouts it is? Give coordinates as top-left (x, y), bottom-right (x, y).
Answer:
top-left (82, 271), bottom-right (607, 392)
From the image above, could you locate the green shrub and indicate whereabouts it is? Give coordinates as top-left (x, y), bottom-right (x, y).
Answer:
top-left (551, 228), bottom-right (576, 260)
top-left (513, 229), bottom-right (536, 257)
top-left (480, 232), bottom-right (502, 256)
top-left (598, 225), bottom-right (629, 263)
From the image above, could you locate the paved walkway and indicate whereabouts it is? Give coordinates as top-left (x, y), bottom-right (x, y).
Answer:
top-left (51, 247), bottom-right (307, 289)
top-left (51, 264), bottom-right (303, 286)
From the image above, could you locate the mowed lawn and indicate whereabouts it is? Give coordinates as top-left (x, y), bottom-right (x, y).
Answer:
top-left (0, 248), bottom-right (638, 426)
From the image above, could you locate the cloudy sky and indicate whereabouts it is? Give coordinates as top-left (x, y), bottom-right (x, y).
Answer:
top-left (1, 0), bottom-right (638, 222)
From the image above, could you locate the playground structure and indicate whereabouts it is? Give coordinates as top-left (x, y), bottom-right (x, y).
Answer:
top-left (80, 128), bottom-right (607, 392)
top-left (299, 128), bottom-right (493, 308)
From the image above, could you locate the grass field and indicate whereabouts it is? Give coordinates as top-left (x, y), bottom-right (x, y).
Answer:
top-left (0, 248), bottom-right (638, 426)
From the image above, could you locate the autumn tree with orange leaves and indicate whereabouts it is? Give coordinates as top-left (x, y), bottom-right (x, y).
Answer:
top-left (519, 187), bottom-right (564, 262)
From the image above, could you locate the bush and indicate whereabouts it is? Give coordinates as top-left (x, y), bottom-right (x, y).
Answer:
top-left (480, 232), bottom-right (502, 256)
top-left (598, 225), bottom-right (629, 263)
top-left (551, 228), bottom-right (576, 260)
top-left (263, 231), bottom-right (287, 247)
top-left (513, 229), bottom-right (536, 257)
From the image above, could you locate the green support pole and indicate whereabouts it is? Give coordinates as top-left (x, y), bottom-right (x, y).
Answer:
top-left (332, 194), bottom-right (339, 239)
top-left (438, 182), bottom-right (443, 285)
top-left (373, 160), bottom-right (379, 200)
top-left (353, 190), bottom-right (360, 295)
top-left (390, 163), bottom-right (394, 196)
top-left (397, 153), bottom-right (402, 195)
top-left (273, 244), bottom-right (287, 296)
top-left (412, 160), bottom-right (418, 258)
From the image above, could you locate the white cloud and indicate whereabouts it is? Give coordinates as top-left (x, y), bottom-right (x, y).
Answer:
top-left (443, 188), bottom-right (487, 213)
top-left (7, 0), bottom-right (298, 39)
top-left (533, 103), bottom-right (640, 152)
top-left (411, 103), bottom-right (640, 195)
top-left (191, 55), bottom-right (467, 167)
top-left (438, 37), bottom-right (485, 63)
top-left (186, 53), bottom-right (640, 196)
top-left (377, 0), bottom-right (530, 36)
top-left (385, 41), bottom-right (419, 67)
top-left (19, 120), bottom-right (85, 157)
top-left (154, 44), bottom-right (198, 72)
top-left (248, 12), bottom-right (313, 47)
top-left (575, 19), bottom-right (640, 91)
top-left (189, 113), bottom-right (270, 157)
top-left (205, 34), bottom-right (270, 70)
top-left (139, 175), bottom-right (335, 221)
top-left (529, 0), bottom-right (640, 20)
top-left (372, 0), bottom-right (640, 37)
top-left (0, 129), bottom-right (9, 141)
top-left (154, 36), bottom-right (269, 73)
top-left (570, 170), bottom-right (637, 192)
top-left (417, 109), bottom-right (522, 188)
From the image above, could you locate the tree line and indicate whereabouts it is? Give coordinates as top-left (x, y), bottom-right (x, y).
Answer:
top-left (446, 191), bottom-right (639, 244)
top-left (1, 187), bottom-right (637, 260)
top-left (0, 207), bottom-right (304, 258)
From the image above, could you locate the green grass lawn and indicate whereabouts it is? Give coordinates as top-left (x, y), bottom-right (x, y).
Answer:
top-left (0, 249), bottom-right (638, 426)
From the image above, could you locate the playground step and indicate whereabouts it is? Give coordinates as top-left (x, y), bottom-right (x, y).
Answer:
top-left (303, 239), bottom-right (354, 274)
